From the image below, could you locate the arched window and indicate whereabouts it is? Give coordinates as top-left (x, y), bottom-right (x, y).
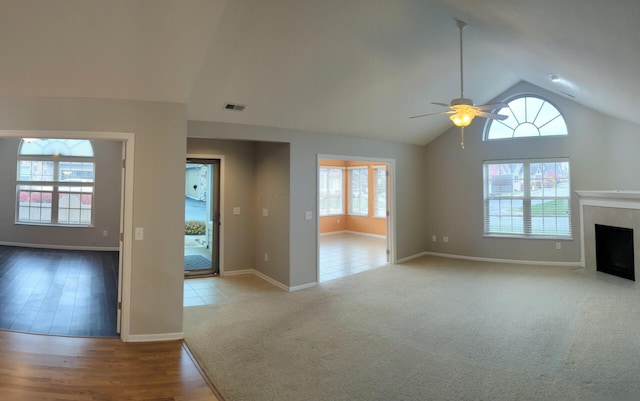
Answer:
top-left (485, 95), bottom-right (568, 140)
top-left (17, 138), bottom-right (95, 226)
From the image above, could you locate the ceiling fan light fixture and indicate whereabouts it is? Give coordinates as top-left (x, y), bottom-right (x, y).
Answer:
top-left (450, 105), bottom-right (475, 127)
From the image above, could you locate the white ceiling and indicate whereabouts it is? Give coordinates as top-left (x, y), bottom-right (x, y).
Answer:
top-left (2, 0), bottom-right (640, 145)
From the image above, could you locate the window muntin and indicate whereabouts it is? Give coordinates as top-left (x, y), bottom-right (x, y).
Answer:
top-left (348, 166), bottom-right (368, 216)
top-left (16, 139), bottom-right (95, 226)
top-left (374, 165), bottom-right (386, 218)
top-left (319, 167), bottom-right (344, 216)
top-left (486, 95), bottom-right (568, 140)
top-left (483, 159), bottom-right (571, 238)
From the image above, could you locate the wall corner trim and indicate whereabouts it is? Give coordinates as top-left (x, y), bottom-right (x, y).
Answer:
top-left (125, 332), bottom-right (184, 342)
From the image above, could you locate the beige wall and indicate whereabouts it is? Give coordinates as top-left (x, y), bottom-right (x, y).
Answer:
top-left (422, 80), bottom-right (634, 264)
top-left (188, 120), bottom-right (427, 288)
top-left (0, 97), bottom-right (186, 338)
top-left (0, 137), bottom-right (122, 249)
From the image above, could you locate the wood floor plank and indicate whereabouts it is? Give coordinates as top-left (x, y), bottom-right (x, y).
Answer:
top-left (0, 246), bottom-right (119, 337)
top-left (0, 330), bottom-right (222, 401)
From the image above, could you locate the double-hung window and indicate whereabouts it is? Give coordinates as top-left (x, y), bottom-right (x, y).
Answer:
top-left (348, 166), bottom-right (368, 215)
top-left (373, 165), bottom-right (386, 218)
top-left (483, 159), bottom-right (571, 238)
top-left (17, 138), bottom-right (95, 226)
top-left (319, 167), bottom-right (344, 216)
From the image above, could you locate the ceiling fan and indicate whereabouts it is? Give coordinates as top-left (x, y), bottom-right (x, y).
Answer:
top-left (410, 20), bottom-right (508, 149)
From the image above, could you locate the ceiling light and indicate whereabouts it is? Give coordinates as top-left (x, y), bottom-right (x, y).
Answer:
top-left (449, 105), bottom-right (475, 127)
top-left (550, 75), bottom-right (561, 83)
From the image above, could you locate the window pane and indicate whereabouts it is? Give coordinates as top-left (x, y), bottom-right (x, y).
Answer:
top-left (18, 160), bottom-right (55, 181)
top-left (59, 161), bottom-right (94, 182)
top-left (486, 96), bottom-right (567, 140)
top-left (319, 167), bottom-right (344, 216)
top-left (349, 167), bottom-right (368, 215)
top-left (374, 167), bottom-right (386, 218)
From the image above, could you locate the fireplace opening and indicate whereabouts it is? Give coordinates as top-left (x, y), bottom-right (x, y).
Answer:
top-left (595, 224), bottom-right (635, 281)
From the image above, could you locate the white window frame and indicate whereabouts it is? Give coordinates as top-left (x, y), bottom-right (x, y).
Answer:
top-left (483, 158), bottom-right (571, 239)
top-left (373, 165), bottom-right (387, 218)
top-left (348, 166), bottom-right (368, 216)
top-left (485, 95), bottom-right (568, 140)
top-left (16, 139), bottom-right (95, 227)
top-left (318, 167), bottom-right (344, 216)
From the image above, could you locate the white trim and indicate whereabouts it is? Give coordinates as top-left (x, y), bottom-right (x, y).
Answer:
top-left (422, 251), bottom-right (582, 267)
top-left (126, 332), bottom-right (184, 342)
top-left (320, 230), bottom-right (348, 236)
top-left (289, 282), bottom-right (318, 291)
top-left (252, 270), bottom-right (289, 291)
top-left (0, 130), bottom-right (134, 343)
top-left (0, 241), bottom-right (118, 252)
top-left (220, 268), bottom-right (254, 276)
top-left (395, 252), bottom-right (428, 264)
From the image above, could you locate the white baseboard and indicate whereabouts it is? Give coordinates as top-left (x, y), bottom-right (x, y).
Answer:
top-left (220, 268), bottom-right (254, 276)
top-left (124, 332), bottom-right (184, 342)
top-left (252, 270), bottom-right (290, 291)
top-left (289, 281), bottom-right (318, 291)
top-left (0, 241), bottom-right (119, 252)
top-left (319, 230), bottom-right (347, 236)
top-left (319, 230), bottom-right (386, 239)
top-left (422, 251), bottom-right (583, 267)
top-left (395, 252), bottom-right (428, 264)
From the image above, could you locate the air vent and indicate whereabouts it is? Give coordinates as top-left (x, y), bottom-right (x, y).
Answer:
top-left (223, 103), bottom-right (246, 111)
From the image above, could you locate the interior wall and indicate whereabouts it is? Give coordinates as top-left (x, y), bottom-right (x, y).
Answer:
top-left (0, 137), bottom-right (122, 249)
top-left (186, 138), bottom-right (257, 273)
top-left (188, 120), bottom-right (426, 288)
top-left (0, 97), bottom-right (186, 338)
top-left (254, 141), bottom-right (291, 285)
top-left (423, 81), bottom-right (616, 263)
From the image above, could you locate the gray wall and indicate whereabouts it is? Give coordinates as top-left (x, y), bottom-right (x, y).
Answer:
top-left (187, 138), bottom-right (257, 273)
top-left (253, 141), bottom-right (291, 285)
top-left (188, 120), bottom-right (427, 288)
top-left (0, 97), bottom-right (186, 338)
top-left (423, 80), bottom-right (640, 263)
top-left (0, 137), bottom-right (122, 249)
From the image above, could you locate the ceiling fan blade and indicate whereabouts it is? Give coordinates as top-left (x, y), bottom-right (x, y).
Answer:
top-left (431, 102), bottom-right (452, 108)
top-left (476, 111), bottom-right (508, 120)
top-left (409, 110), bottom-right (454, 119)
top-left (475, 102), bottom-right (507, 111)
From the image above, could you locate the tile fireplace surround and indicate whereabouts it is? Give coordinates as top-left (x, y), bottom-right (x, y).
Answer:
top-left (576, 190), bottom-right (640, 281)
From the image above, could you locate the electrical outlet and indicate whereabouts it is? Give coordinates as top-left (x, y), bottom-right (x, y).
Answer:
top-left (432, 235), bottom-right (437, 242)
top-left (443, 236), bottom-right (449, 243)
top-left (102, 230), bottom-right (108, 237)
top-left (264, 253), bottom-right (269, 262)
top-left (262, 208), bottom-right (268, 217)
top-left (556, 242), bottom-right (561, 250)
top-left (135, 227), bottom-right (144, 240)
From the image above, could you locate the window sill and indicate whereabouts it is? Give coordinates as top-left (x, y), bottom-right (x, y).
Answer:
top-left (484, 234), bottom-right (573, 241)
top-left (15, 222), bottom-right (94, 228)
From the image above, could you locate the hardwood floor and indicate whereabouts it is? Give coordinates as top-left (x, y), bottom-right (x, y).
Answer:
top-left (0, 330), bottom-right (222, 401)
top-left (0, 246), bottom-right (118, 337)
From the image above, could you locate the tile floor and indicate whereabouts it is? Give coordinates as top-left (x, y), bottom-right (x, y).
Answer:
top-left (319, 232), bottom-right (388, 283)
top-left (183, 232), bottom-right (388, 307)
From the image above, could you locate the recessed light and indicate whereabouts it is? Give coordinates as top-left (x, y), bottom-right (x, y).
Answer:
top-left (549, 74), bottom-right (561, 83)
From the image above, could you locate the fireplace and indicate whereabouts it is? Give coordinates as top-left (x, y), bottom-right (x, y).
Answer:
top-left (595, 224), bottom-right (635, 281)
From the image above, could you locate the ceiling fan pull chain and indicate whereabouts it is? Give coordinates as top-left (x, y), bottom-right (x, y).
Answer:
top-left (460, 127), bottom-right (465, 149)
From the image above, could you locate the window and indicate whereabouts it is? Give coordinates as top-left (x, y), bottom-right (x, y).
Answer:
top-left (485, 95), bottom-right (568, 140)
top-left (17, 138), bottom-right (95, 226)
top-left (348, 166), bottom-right (368, 215)
top-left (483, 159), bottom-right (571, 238)
top-left (319, 167), bottom-right (344, 216)
top-left (374, 165), bottom-right (386, 218)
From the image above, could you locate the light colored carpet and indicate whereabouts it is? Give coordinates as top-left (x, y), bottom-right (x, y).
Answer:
top-left (184, 256), bottom-right (640, 401)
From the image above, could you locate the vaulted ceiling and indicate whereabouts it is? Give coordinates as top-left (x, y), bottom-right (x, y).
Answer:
top-left (2, 0), bottom-right (639, 145)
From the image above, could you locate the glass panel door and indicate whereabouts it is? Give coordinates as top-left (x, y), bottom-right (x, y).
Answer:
top-left (184, 159), bottom-right (220, 276)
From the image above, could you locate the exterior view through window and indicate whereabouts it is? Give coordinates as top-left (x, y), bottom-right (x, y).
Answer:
top-left (483, 159), bottom-right (571, 238)
top-left (319, 167), bottom-right (344, 216)
top-left (17, 138), bottom-right (94, 226)
top-left (485, 95), bottom-right (568, 139)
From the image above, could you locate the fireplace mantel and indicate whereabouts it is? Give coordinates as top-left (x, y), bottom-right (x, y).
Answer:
top-left (576, 190), bottom-right (640, 278)
top-left (576, 190), bottom-right (640, 209)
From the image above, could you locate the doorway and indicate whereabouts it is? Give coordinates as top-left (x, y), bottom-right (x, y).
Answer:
top-left (317, 156), bottom-right (394, 283)
top-left (184, 158), bottom-right (220, 276)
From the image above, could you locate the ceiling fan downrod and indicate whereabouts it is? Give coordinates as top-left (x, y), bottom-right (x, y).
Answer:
top-left (456, 19), bottom-right (467, 100)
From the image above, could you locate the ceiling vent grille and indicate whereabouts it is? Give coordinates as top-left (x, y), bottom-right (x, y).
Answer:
top-left (223, 103), bottom-right (246, 111)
